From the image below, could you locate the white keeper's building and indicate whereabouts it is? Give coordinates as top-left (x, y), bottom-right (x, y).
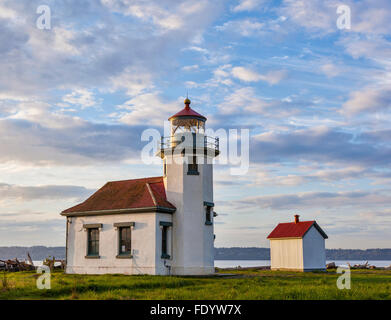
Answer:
top-left (61, 98), bottom-right (219, 275)
top-left (267, 215), bottom-right (328, 271)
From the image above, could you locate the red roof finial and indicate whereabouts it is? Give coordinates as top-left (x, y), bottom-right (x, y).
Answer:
top-left (184, 96), bottom-right (191, 110)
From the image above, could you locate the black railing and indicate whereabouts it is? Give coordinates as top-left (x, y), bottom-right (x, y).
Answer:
top-left (159, 135), bottom-right (219, 153)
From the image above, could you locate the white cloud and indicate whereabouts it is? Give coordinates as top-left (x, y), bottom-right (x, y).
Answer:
top-left (342, 87), bottom-right (391, 115)
top-left (232, 0), bottom-right (265, 12)
top-left (320, 63), bottom-right (341, 78)
top-left (101, 0), bottom-right (216, 31)
top-left (116, 92), bottom-right (179, 126)
top-left (281, 0), bottom-right (391, 36)
top-left (110, 66), bottom-right (154, 96)
top-left (62, 89), bottom-right (100, 109)
top-left (216, 19), bottom-right (264, 37)
top-left (232, 67), bottom-right (287, 84)
top-left (232, 67), bottom-right (263, 82)
top-left (182, 64), bottom-right (199, 72)
top-left (219, 87), bottom-right (272, 114)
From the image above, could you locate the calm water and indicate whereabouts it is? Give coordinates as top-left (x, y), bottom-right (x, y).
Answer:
top-left (32, 260), bottom-right (391, 268)
top-left (215, 260), bottom-right (391, 268)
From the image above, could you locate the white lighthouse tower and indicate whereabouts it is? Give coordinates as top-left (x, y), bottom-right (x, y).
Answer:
top-left (158, 97), bottom-right (219, 275)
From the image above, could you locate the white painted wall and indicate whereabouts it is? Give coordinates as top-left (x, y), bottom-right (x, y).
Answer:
top-left (270, 238), bottom-right (303, 270)
top-left (302, 226), bottom-right (326, 270)
top-left (66, 212), bottom-right (172, 275)
top-left (163, 134), bottom-right (215, 275)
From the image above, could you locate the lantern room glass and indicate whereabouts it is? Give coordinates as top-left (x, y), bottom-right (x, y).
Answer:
top-left (170, 118), bottom-right (205, 135)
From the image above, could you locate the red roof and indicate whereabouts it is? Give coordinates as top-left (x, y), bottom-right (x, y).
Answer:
top-left (267, 221), bottom-right (328, 239)
top-left (168, 105), bottom-right (206, 121)
top-left (61, 177), bottom-right (175, 215)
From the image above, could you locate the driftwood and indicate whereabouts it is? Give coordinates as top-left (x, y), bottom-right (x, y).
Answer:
top-left (216, 266), bottom-right (271, 272)
top-left (0, 253), bottom-right (66, 272)
top-left (27, 252), bottom-right (34, 267)
top-left (0, 258), bottom-right (35, 272)
top-left (326, 261), bottom-right (384, 270)
top-left (43, 256), bottom-right (66, 271)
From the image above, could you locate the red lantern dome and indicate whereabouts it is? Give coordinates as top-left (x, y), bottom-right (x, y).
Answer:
top-left (168, 98), bottom-right (206, 134)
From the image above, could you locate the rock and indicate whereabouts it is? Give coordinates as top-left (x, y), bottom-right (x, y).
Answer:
top-left (326, 262), bottom-right (336, 269)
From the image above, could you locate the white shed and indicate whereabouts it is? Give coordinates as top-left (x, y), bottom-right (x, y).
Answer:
top-left (267, 215), bottom-right (328, 271)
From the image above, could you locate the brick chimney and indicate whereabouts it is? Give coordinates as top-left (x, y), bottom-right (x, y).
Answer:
top-left (294, 215), bottom-right (300, 224)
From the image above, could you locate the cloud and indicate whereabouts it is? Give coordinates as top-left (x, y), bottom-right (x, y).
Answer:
top-left (218, 87), bottom-right (272, 114)
top-left (115, 92), bottom-right (179, 126)
top-left (280, 0), bottom-right (337, 33)
top-left (231, 67), bottom-right (287, 84)
top-left (182, 65), bottom-right (200, 72)
top-left (216, 19), bottom-right (264, 37)
top-left (0, 183), bottom-right (93, 201)
top-left (0, 0), bottom-right (222, 101)
top-left (0, 118), bottom-right (146, 166)
top-left (109, 66), bottom-right (155, 96)
top-left (251, 126), bottom-right (391, 167)
top-left (340, 35), bottom-right (391, 62)
top-left (232, 0), bottom-right (266, 12)
top-left (342, 87), bottom-right (391, 115)
top-left (320, 63), bottom-right (341, 78)
top-left (230, 189), bottom-right (391, 211)
top-left (232, 67), bottom-right (263, 82)
top-left (281, 0), bottom-right (391, 36)
top-left (62, 89), bottom-right (101, 109)
top-left (101, 0), bottom-right (220, 31)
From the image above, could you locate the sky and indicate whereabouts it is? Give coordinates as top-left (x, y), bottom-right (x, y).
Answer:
top-left (0, 0), bottom-right (390, 249)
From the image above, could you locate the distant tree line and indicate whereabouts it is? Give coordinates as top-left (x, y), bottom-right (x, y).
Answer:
top-left (0, 246), bottom-right (66, 261)
top-left (214, 247), bottom-right (391, 260)
top-left (1, 246), bottom-right (391, 261)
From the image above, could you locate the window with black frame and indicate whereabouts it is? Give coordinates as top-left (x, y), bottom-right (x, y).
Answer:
top-left (161, 226), bottom-right (168, 258)
top-left (205, 206), bottom-right (213, 225)
top-left (87, 228), bottom-right (99, 256)
top-left (187, 154), bottom-right (198, 175)
top-left (118, 226), bottom-right (131, 256)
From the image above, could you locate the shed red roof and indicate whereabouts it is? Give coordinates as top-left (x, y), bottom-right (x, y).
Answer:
top-left (61, 177), bottom-right (175, 216)
top-left (267, 221), bottom-right (328, 239)
top-left (168, 105), bottom-right (206, 121)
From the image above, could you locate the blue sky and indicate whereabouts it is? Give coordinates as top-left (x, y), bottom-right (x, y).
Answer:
top-left (0, 0), bottom-right (390, 248)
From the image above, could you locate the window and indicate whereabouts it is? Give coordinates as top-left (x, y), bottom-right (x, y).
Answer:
top-left (160, 221), bottom-right (172, 259)
top-left (87, 228), bottom-right (99, 257)
top-left (114, 222), bottom-right (134, 258)
top-left (162, 226), bottom-right (168, 258)
top-left (204, 202), bottom-right (214, 225)
top-left (187, 154), bottom-right (199, 175)
top-left (205, 206), bottom-right (212, 225)
top-left (119, 227), bottom-right (132, 255)
top-left (163, 159), bottom-right (167, 176)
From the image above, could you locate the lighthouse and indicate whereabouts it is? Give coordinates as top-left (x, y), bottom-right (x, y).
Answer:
top-left (61, 97), bottom-right (219, 275)
top-left (159, 97), bottom-right (219, 275)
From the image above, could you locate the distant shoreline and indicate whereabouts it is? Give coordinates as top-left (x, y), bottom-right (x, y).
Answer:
top-left (1, 246), bottom-right (391, 261)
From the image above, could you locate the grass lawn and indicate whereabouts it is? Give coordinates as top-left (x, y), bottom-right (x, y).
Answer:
top-left (1, 268), bottom-right (390, 300)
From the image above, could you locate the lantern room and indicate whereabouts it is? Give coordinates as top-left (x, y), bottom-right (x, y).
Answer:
top-left (158, 98), bottom-right (219, 158)
top-left (168, 98), bottom-right (206, 135)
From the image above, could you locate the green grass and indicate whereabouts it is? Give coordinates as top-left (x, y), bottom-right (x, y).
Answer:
top-left (0, 269), bottom-right (390, 300)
